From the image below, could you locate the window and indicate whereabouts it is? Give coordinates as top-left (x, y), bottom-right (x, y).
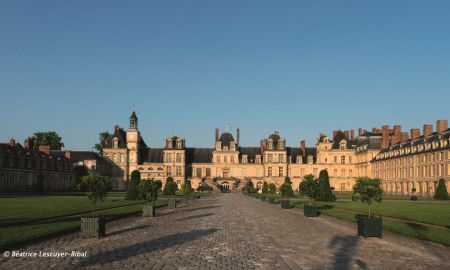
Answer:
top-left (268, 167), bottom-right (272, 177)
top-left (341, 169), bottom-right (345, 177)
top-left (340, 183), bottom-right (346, 191)
top-left (279, 154), bottom-right (283, 163)
top-left (268, 142), bottom-right (273, 150)
top-left (349, 156), bottom-right (352, 163)
top-left (206, 168), bottom-right (211, 177)
top-left (334, 156), bottom-right (337, 163)
top-left (176, 166), bottom-right (182, 177)
top-left (176, 153), bottom-right (182, 163)
top-left (216, 156), bottom-right (220, 163)
top-left (166, 153), bottom-right (172, 163)
top-left (224, 156), bottom-right (227, 163)
top-left (242, 155), bottom-right (248, 163)
top-left (113, 139), bottom-right (118, 148)
top-left (325, 158), bottom-right (328, 163)
top-left (166, 166), bottom-right (172, 176)
top-left (255, 155), bottom-right (261, 163)
top-left (268, 154), bottom-right (273, 163)
top-left (231, 156), bottom-right (235, 163)
top-left (341, 156), bottom-right (346, 164)
top-left (278, 167), bottom-right (283, 177)
top-left (196, 168), bottom-right (202, 178)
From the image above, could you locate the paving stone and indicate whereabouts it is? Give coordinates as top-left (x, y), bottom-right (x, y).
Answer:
top-left (1, 194), bottom-right (450, 269)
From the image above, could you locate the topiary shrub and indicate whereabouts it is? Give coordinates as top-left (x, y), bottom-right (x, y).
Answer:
top-left (352, 177), bottom-right (383, 218)
top-left (262, 181), bottom-right (269, 194)
top-left (242, 181), bottom-right (257, 194)
top-left (179, 179), bottom-right (194, 195)
top-left (197, 183), bottom-right (213, 193)
top-left (163, 176), bottom-right (178, 195)
top-left (125, 170), bottom-right (141, 200)
top-left (268, 183), bottom-right (277, 194)
top-left (317, 169), bottom-right (335, 201)
top-left (280, 177), bottom-right (294, 199)
top-left (299, 174), bottom-right (320, 205)
top-left (434, 179), bottom-right (449, 200)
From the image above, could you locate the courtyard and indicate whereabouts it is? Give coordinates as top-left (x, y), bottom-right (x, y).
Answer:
top-left (1, 193), bottom-right (449, 270)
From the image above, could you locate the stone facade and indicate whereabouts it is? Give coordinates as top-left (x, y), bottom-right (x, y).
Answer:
top-left (372, 120), bottom-right (450, 196)
top-left (0, 139), bottom-right (75, 192)
top-left (102, 111), bottom-right (384, 192)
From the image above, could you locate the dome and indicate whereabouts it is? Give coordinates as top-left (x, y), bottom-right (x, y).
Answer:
top-left (268, 131), bottom-right (281, 145)
top-left (219, 132), bottom-right (235, 148)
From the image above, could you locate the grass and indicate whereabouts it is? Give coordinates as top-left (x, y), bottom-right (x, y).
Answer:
top-left (0, 195), bottom-right (168, 250)
top-left (252, 192), bottom-right (450, 246)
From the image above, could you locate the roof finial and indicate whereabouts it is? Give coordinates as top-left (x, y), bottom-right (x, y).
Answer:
top-left (132, 102), bottom-right (135, 112)
top-left (226, 122), bottom-right (231, 132)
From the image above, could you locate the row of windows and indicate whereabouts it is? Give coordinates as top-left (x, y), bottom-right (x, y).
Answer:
top-left (166, 166), bottom-right (183, 177)
top-left (375, 163), bottom-right (449, 180)
top-left (267, 167), bottom-right (284, 177)
top-left (215, 155), bottom-right (237, 164)
top-left (165, 153), bottom-right (183, 163)
top-left (195, 167), bottom-right (211, 178)
top-left (0, 154), bottom-right (71, 172)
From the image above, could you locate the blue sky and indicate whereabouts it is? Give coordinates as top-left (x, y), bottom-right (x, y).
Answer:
top-left (1, 1), bottom-right (449, 150)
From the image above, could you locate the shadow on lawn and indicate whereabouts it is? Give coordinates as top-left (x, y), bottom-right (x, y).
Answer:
top-left (74, 228), bottom-right (219, 268)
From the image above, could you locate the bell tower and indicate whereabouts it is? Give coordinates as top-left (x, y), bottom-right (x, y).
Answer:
top-left (127, 110), bottom-right (139, 172)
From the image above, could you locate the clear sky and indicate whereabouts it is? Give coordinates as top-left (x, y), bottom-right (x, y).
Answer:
top-left (1, 1), bottom-right (449, 150)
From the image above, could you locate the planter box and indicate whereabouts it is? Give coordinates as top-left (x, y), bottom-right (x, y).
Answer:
top-left (168, 198), bottom-right (177, 209)
top-left (281, 199), bottom-right (290, 209)
top-left (143, 205), bottom-right (156, 217)
top-left (356, 214), bottom-right (382, 238)
top-left (81, 217), bottom-right (105, 238)
top-left (410, 196), bottom-right (418, 201)
top-left (304, 205), bottom-right (319, 217)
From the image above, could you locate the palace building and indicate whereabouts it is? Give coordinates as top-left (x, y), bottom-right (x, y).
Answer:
top-left (102, 111), bottom-right (402, 192)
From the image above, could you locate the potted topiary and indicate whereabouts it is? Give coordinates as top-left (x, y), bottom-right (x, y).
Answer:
top-left (352, 177), bottom-right (383, 237)
top-left (163, 177), bottom-right (178, 209)
top-left (180, 180), bottom-right (194, 205)
top-left (410, 186), bottom-right (417, 201)
top-left (138, 178), bottom-right (162, 217)
top-left (280, 177), bottom-right (294, 209)
top-left (78, 172), bottom-right (111, 238)
top-left (299, 174), bottom-right (320, 217)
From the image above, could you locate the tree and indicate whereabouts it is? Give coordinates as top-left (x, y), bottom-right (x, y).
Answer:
top-left (299, 174), bottom-right (320, 205)
top-left (280, 176), bottom-right (294, 199)
top-left (125, 170), bottom-right (141, 200)
top-left (197, 183), bottom-right (213, 193)
top-left (242, 181), bottom-right (257, 194)
top-left (138, 179), bottom-right (162, 205)
top-left (352, 177), bottom-right (383, 218)
top-left (268, 183), bottom-right (277, 194)
top-left (317, 169), bottom-right (335, 201)
top-left (78, 172), bottom-right (111, 217)
top-left (262, 181), bottom-right (269, 194)
top-left (73, 165), bottom-right (89, 191)
top-left (179, 180), bottom-right (194, 195)
top-left (434, 179), bottom-right (449, 200)
top-left (32, 131), bottom-right (64, 150)
top-left (163, 176), bottom-right (178, 195)
top-left (94, 131), bottom-right (113, 155)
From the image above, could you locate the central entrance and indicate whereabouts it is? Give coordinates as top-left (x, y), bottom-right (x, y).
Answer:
top-left (221, 181), bottom-right (230, 191)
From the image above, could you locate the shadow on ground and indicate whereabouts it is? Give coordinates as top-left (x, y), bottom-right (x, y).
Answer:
top-left (177, 213), bottom-right (214, 221)
top-left (107, 224), bottom-right (152, 237)
top-left (74, 228), bottom-right (219, 268)
top-left (325, 235), bottom-right (365, 270)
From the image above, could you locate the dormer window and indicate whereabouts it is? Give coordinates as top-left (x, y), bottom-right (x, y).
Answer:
top-left (278, 140), bottom-right (284, 150)
top-left (242, 155), bottom-right (248, 163)
top-left (267, 141), bottom-right (273, 150)
top-left (255, 155), bottom-right (261, 163)
top-left (176, 140), bottom-right (182, 149)
top-left (113, 138), bottom-right (118, 148)
top-left (340, 140), bottom-right (346, 150)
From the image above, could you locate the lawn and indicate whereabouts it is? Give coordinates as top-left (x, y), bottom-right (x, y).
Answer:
top-left (0, 195), bottom-right (168, 250)
top-left (253, 192), bottom-right (450, 246)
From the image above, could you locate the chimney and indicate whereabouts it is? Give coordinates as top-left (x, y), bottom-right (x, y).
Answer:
top-left (358, 128), bottom-right (363, 136)
top-left (410, 128), bottom-right (420, 140)
top-left (236, 128), bottom-right (240, 146)
top-left (260, 140), bottom-right (265, 151)
top-left (436, 119), bottom-right (448, 133)
top-left (401, 132), bottom-right (409, 143)
top-left (24, 137), bottom-right (35, 149)
top-left (343, 130), bottom-right (350, 140)
top-left (372, 127), bottom-right (377, 133)
top-left (393, 125), bottom-right (401, 144)
top-left (423, 124), bottom-right (433, 137)
top-left (39, 145), bottom-right (50, 155)
top-left (350, 129), bottom-right (355, 140)
top-left (332, 130), bottom-right (338, 138)
top-left (300, 140), bottom-right (306, 156)
top-left (64, 150), bottom-right (71, 159)
top-left (382, 125), bottom-right (389, 148)
top-left (9, 138), bottom-right (16, 147)
top-left (215, 128), bottom-right (219, 142)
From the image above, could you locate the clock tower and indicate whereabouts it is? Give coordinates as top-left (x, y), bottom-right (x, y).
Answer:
top-left (127, 110), bottom-right (140, 173)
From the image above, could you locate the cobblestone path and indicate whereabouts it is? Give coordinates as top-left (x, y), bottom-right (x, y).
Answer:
top-left (1, 193), bottom-right (450, 270)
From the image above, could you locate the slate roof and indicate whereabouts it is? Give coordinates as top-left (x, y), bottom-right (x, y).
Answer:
top-left (332, 131), bottom-right (356, 149)
top-left (140, 148), bottom-right (164, 163)
top-left (219, 132), bottom-right (234, 148)
top-left (239, 147), bottom-right (261, 163)
top-left (186, 148), bottom-right (214, 163)
top-left (268, 132), bottom-right (281, 145)
top-left (50, 150), bottom-right (104, 161)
